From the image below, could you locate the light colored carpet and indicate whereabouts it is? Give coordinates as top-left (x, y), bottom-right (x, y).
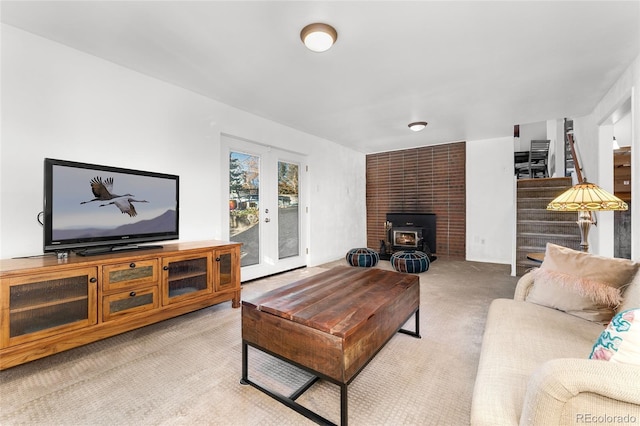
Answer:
top-left (0, 259), bottom-right (518, 425)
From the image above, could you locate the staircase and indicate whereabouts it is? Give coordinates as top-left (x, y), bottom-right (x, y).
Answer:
top-left (515, 177), bottom-right (581, 276)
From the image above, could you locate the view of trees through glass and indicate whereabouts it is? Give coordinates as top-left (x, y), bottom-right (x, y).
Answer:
top-left (229, 152), bottom-right (299, 267)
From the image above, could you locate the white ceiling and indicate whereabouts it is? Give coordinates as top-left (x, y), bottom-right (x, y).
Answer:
top-left (2, 1), bottom-right (639, 154)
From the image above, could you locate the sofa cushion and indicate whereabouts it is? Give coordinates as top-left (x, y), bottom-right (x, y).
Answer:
top-left (590, 308), bottom-right (640, 366)
top-left (470, 298), bottom-right (604, 426)
top-left (526, 268), bottom-right (622, 324)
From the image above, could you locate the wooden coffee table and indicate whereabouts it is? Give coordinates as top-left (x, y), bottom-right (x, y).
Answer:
top-left (241, 266), bottom-right (420, 425)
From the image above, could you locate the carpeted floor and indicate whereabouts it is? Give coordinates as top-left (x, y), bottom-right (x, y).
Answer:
top-left (0, 258), bottom-right (518, 425)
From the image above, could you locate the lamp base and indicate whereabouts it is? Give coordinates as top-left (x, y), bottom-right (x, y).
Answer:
top-left (577, 211), bottom-right (592, 252)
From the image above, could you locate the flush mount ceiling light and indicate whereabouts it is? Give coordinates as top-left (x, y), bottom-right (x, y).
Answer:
top-left (300, 23), bottom-right (338, 52)
top-left (408, 121), bottom-right (428, 132)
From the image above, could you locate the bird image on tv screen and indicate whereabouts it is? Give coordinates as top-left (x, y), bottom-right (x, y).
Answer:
top-left (51, 165), bottom-right (177, 241)
top-left (81, 176), bottom-right (149, 217)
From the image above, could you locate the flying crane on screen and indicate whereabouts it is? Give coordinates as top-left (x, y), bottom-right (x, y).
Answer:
top-left (99, 197), bottom-right (149, 217)
top-left (80, 177), bottom-right (133, 204)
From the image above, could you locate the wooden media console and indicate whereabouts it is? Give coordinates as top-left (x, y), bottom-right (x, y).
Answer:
top-left (0, 240), bottom-right (241, 370)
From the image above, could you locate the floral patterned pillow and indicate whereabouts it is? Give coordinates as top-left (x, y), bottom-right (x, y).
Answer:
top-left (589, 308), bottom-right (640, 365)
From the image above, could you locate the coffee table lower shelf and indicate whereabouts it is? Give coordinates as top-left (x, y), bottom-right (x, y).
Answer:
top-left (240, 309), bottom-right (421, 426)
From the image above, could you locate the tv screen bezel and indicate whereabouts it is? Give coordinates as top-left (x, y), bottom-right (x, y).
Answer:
top-left (43, 158), bottom-right (179, 254)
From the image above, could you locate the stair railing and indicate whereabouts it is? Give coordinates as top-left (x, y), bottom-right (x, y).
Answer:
top-left (566, 132), bottom-right (584, 183)
top-left (566, 132), bottom-right (597, 225)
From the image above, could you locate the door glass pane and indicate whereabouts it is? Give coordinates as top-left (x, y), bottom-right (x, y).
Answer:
top-left (278, 161), bottom-right (299, 259)
top-left (229, 151), bottom-right (260, 267)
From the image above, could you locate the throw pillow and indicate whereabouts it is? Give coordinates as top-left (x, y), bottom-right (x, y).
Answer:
top-left (527, 268), bottom-right (622, 324)
top-left (618, 269), bottom-right (640, 314)
top-left (525, 243), bottom-right (640, 324)
top-left (540, 243), bottom-right (638, 289)
top-left (589, 308), bottom-right (640, 366)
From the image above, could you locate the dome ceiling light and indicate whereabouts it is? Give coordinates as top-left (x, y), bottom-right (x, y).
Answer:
top-left (300, 23), bottom-right (338, 52)
top-left (408, 121), bottom-right (428, 132)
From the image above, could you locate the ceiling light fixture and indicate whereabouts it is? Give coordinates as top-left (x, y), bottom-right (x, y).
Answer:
top-left (300, 23), bottom-right (338, 52)
top-left (408, 121), bottom-right (428, 132)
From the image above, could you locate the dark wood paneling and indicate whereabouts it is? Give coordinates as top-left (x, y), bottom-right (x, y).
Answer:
top-left (366, 142), bottom-right (466, 260)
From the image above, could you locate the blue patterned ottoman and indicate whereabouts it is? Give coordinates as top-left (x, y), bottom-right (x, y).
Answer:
top-left (390, 250), bottom-right (430, 273)
top-left (345, 248), bottom-right (380, 267)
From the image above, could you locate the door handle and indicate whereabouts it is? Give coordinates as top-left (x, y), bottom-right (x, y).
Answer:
top-left (265, 218), bottom-right (271, 223)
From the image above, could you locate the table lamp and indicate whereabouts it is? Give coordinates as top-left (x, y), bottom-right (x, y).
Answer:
top-left (546, 181), bottom-right (628, 252)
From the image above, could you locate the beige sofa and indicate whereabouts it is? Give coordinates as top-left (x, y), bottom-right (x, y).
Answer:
top-left (471, 244), bottom-right (640, 426)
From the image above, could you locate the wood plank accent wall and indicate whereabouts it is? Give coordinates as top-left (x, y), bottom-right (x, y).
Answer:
top-left (366, 142), bottom-right (466, 259)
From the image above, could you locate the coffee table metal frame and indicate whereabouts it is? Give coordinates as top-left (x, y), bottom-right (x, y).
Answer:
top-left (240, 308), bottom-right (421, 426)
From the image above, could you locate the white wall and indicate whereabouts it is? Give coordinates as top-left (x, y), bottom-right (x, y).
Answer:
top-left (466, 136), bottom-right (514, 264)
top-left (0, 25), bottom-right (366, 263)
top-left (515, 121), bottom-right (547, 151)
top-left (615, 112), bottom-right (632, 147)
top-left (576, 54), bottom-right (640, 260)
top-left (546, 119), bottom-right (565, 178)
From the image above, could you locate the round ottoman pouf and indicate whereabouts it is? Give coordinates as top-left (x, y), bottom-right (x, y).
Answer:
top-left (390, 250), bottom-right (430, 273)
top-left (345, 248), bottom-right (379, 267)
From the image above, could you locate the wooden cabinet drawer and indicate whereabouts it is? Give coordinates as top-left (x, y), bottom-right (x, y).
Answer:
top-left (102, 286), bottom-right (159, 321)
top-left (103, 260), bottom-right (158, 292)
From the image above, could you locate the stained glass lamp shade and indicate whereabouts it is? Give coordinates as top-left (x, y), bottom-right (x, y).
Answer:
top-left (547, 181), bottom-right (628, 252)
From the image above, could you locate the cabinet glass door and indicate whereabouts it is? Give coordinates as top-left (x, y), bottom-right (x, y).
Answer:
top-left (214, 249), bottom-right (238, 292)
top-left (162, 254), bottom-right (212, 304)
top-left (4, 268), bottom-right (98, 346)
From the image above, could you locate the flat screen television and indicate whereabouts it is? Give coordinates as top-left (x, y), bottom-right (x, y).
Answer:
top-left (44, 158), bottom-right (179, 256)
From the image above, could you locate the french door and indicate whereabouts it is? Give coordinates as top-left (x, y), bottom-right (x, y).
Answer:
top-left (222, 136), bottom-right (307, 281)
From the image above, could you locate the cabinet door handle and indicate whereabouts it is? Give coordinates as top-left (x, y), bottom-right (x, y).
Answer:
top-left (90, 277), bottom-right (97, 283)
top-left (129, 291), bottom-right (136, 297)
top-left (215, 257), bottom-right (221, 262)
top-left (163, 266), bottom-right (169, 271)
top-left (129, 263), bottom-right (136, 268)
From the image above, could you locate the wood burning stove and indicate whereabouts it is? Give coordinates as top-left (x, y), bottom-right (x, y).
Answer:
top-left (381, 213), bottom-right (436, 261)
top-left (392, 227), bottom-right (424, 250)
